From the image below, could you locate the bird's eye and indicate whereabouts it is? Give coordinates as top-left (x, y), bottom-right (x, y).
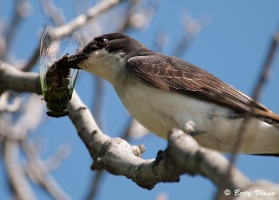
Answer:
top-left (95, 37), bottom-right (108, 46)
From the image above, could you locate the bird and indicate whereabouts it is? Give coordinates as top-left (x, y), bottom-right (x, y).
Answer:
top-left (65, 33), bottom-right (279, 155)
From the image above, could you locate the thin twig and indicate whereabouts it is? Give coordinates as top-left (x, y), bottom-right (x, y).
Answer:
top-left (20, 45), bottom-right (40, 72)
top-left (230, 30), bottom-right (279, 166)
top-left (3, 0), bottom-right (23, 60)
top-left (23, 141), bottom-right (71, 200)
top-left (40, 0), bottom-right (66, 26)
top-left (3, 140), bottom-right (36, 200)
top-left (217, 29), bottom-right (279, 200)
top-left (84, 170), bottom-right (104, 200)
top-left (172, 12), bottom-right (209, 57)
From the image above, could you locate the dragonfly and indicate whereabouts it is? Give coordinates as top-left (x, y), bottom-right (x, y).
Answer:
top-left (39, 26), bottom-right (83, 117)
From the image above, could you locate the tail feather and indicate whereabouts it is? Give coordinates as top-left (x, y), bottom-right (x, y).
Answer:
top-left (194, 118), bottom-right (279, 155)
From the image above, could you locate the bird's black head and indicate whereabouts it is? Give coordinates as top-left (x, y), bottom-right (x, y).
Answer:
top-left (82, 33), bottom-right (149, 57)
top-left (62, 33), bottom-right (154, 76)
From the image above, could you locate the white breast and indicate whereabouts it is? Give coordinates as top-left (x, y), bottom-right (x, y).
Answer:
top-left (114, 79), bottom-right (230, 138)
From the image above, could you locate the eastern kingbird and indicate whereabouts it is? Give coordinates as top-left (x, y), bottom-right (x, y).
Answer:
top-left (65, 33), bottom-right (279, 155)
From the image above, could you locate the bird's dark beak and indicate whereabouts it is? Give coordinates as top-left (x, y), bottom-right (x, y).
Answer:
top-left (56, 51), bottom-right (88, 70)
top-left (67, 52), bottom-right (88, 69)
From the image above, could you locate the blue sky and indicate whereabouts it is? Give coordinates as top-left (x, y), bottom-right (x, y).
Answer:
top-left (1, 0), bottom-right (279, 200)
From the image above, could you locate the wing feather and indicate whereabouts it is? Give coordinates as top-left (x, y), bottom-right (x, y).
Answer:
top-left (126, 55), bottom-right (279, 124)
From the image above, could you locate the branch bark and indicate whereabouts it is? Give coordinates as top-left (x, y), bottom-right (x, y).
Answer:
top-left (0, 61), bottom-right (41, 94)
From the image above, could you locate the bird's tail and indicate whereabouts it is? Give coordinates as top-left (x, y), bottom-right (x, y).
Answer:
top-left (229, 118), bottom-right (279, 155)
top-left (196, 118), bottom-right (279, 155)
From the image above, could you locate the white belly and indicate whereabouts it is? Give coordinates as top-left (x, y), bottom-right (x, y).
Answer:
top-left (114, 79), bottom-right (279, 154)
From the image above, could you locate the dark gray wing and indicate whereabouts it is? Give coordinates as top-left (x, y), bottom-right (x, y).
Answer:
top-left (126, 55), bottom-right (279, 123)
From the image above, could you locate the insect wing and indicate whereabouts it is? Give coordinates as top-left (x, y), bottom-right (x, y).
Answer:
top-left (61, 31), bottom-right (83, 96)
top-left (39, 26), bottom-right (59, 96)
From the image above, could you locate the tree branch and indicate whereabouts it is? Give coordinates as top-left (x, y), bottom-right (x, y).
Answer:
top-left (0, 61), bottom-right (41, 95)
top-left (52, 0), bottom-right (123, 39)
